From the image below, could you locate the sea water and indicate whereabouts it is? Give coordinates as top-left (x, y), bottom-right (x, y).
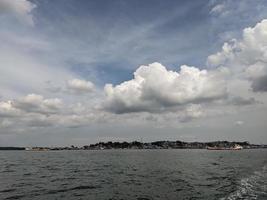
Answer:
top-left (0, 149), bottom-right (266, 200)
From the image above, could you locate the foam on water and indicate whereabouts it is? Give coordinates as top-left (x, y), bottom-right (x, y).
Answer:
top-left (221, 165), bottom-right (267, 200)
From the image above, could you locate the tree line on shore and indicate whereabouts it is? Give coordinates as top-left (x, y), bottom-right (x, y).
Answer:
top-left (83, 140), bottom-right (260, 150)
top-left (1, 140), bottom-right (266, 150)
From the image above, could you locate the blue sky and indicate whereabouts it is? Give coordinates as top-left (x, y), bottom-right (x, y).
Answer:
top-left (3, 0), bottom-right (267, 85)
top-left (1, 0), bottom-right (267, 145)
top-left (34, 0), bottom-right (214, 84)
top-left (29, 0), bottom-right (267, 83)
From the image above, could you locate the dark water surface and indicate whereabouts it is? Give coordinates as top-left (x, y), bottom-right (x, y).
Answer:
top-left (0, 149), bottom-right (266, 200)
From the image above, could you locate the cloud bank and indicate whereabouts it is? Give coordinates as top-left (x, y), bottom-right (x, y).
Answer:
top-left (13, 94), bottom-right (63, 115)
top-left (1, 1), bottom-right (267, 145)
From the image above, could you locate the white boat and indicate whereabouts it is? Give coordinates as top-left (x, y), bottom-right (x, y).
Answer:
top-left (232, 144), bottom-right (243, 150)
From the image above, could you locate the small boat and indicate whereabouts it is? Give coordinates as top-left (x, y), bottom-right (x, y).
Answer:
top-left (207, 144), bottom-right (243, 150)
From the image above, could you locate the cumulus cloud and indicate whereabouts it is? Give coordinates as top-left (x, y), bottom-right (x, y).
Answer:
top-left (13, 94), bottom-right (63, 115)
top-left (245, 62), bottom-right (267, 92)
top-left (0, 0), bottom-right (36, 25)
top-left (104, 62), bottom-right (227, 113)
top-left (0, 100), bottom-right (21, 117)
top-left (207, 19), bottom-right (267, 92)
top-left (67, 79), bottom-right (94, 94)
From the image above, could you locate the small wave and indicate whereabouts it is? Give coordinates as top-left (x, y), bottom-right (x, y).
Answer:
top-left (46, 185), bottom-right (100, 194)
top-left (0, 189), bottom-right (16, 193)
top-left (211, 162), bottom-right (220, 166)
top-left (220, 165), bottom-right (267, 200)
top-left (5, 195), bottom-right (25, 200)
top-left (136, 197), bottom-right (152, 200)
top-left (72, 185), bottom-right (99, 190)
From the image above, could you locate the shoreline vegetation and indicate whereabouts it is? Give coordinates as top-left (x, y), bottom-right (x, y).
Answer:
top-left (0, 141), bottom-right (266, 151)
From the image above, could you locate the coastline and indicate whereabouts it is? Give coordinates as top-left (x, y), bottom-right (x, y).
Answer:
top-left (1, 140), bottom-right (267, 151)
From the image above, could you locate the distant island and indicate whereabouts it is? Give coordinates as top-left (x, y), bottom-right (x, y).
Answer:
top-left (0, 140), bottom-right (266, 151)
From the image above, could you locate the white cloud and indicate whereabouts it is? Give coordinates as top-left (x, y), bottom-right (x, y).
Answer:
top-left (207, 19), bottom-right (267, 92)
top-left (67, 79), bottom-right (94, 94)
top-left (0, 0), bottom-right (36, 26)
top-left (0, 100), bottom-right (21, 117)
top-left (13, 94), bottom-right (63, 115)
top-left (210, 4), bottom-right (225, 14)
top-left (104, 62), bottom-right (227, 113)
top-left (207, 40), bottom-right (238, 67)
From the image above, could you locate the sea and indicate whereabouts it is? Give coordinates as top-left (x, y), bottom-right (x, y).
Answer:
top-left (0, 149), bottom-right (266, 200)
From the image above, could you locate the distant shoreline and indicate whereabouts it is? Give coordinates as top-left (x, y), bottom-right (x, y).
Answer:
top-left (1, 140), bottom-right (267, 151)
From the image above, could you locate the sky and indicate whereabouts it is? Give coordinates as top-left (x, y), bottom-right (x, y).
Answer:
top-left (0, 0), bottom-right (267, 146)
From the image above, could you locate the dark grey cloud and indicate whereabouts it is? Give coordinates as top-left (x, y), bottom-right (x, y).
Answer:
top-left (229, 96), bottom-right (258, 106)
top-left (251, 75), bottom-right (267, 92)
